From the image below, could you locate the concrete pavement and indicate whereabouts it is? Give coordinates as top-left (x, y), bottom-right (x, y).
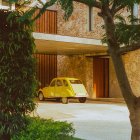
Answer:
top-left (33, 100), bottom-right (131, 140)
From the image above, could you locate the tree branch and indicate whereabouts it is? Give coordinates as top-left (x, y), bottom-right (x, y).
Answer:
top-left (113, 5), bottom-right (125, 14)
top-left (111, 0), bottom-right (126, 15)
top-left (118, 43), bottom-right (140, 54)
top-left (111, 0), bottom-right (117, 12)
top-left (73, 0), bottom-right (101, 9)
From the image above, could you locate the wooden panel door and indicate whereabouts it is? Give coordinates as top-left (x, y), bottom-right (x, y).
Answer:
top-left (93, 58), bottom-right (109, 98)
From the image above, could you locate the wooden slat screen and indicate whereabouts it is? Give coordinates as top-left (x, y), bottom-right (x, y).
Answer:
top-left (34, 54), bottom-right (57, 88)
top-left (33, 9), bottom-right (57, 34)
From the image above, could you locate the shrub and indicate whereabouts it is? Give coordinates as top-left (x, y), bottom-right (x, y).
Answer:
top-left (12, 117), bottom-right (75, 140)
top-left (0, 9), bottom-right (37, 140)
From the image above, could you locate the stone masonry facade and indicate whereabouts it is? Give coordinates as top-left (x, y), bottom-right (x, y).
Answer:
top-left (109, 50), bottom-right (140, 98)
top-left (57, 2), bottom-right (104, 39)
top-left (55, 3), bottom-right (140, 98)
top-left (124, 50), bottom-right (140, 97)
top-left (57, 55), bottom-right (94, 98)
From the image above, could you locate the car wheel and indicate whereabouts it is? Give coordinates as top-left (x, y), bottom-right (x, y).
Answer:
top-left (62, 97), bottom-right (68, 104)
top-left (79, 97), bottom-right (86, 103)
top-left (38, 92), bottom-right (44, 101)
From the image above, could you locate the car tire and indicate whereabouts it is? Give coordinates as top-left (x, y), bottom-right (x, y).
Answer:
top-left (62, 97), bottom-right (68, 104)
top-left (79, 97), bottom-right (86, 103)
top-left (38, 92), bottom-right (44, 101)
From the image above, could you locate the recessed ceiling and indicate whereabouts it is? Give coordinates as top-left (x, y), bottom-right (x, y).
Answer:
top-left (35, 39), bottom-right (108, 55)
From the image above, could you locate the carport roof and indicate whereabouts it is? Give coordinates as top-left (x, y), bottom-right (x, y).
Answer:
top-left (33, 33), bottom-right (108, 55)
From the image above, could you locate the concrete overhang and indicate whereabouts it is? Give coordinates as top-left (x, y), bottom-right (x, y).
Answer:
top-left (33, 32), bottom-right (108, 55)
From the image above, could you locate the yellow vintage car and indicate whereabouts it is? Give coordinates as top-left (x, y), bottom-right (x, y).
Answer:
top-left (38, 77), bottom-right (88, 104)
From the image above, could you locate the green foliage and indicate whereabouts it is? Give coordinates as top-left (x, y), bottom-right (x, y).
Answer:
top-left (33, 0), bottom-right (57, 21)
top-left (12, 117), bottom-right (75, 140)
top-left (115, 20), bottom-right (140, 45)
top-left (0, 9), bottom-right (37, 138)
top-left (7, 0), bottom-right (140, 21)
top-left (8, 0), bottom-right (74, 21)
top-left (58, 0), bottom-right (73, 20)
top-left (102, 8), bottom-right (140, 46)
top-left (110, 0), bottom-right (135, 8)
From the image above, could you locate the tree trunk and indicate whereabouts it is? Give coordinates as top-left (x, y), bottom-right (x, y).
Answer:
top-left (110, 47), bottom-right (140, 140)
top-left (101, 7), bottom-right (140, 140)
top-left (0, 134), bottom-right (11, 140)
top-left (130, 98), bottom-right (140, 140)
top-left (109, 47), bottom-right (134, 107)
top-left (102, 8), bottom-right (134, 107)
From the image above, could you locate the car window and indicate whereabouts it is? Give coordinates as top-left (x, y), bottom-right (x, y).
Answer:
top-left (63, 80), bottom-right (68, 86)
top-left (56, 80), bottom-right (63, 86)
top-left (50, 80), bottom-right (56, 87)
top-left (70, 80), bottom-right (82, 84)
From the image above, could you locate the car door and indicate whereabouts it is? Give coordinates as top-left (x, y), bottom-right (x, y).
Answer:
top-left (61, 80), bottom-right (73, 97)
top-left (44, 80), bottom-right (56, 97)
top-left (55, 79), bottom-right (63, 97)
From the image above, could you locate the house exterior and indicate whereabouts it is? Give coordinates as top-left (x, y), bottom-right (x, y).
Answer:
top-left (1, 1), bottom-right (140, 99)
top-left (33, 3), bottom-right (109, 99)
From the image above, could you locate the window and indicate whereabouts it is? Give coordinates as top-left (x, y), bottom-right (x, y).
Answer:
top-left (50, 80), bottom-right (55, 87)
top-left (88, 6), bottom-right (94, 31)
top-left (70, 80), bottom-right (82, 84)
top-left (63, 80), bottom-right (68, 86)
top-left (56, 80), bottom-right (63, 86)
top-left (132, 3), bottom-right (139, 24)
top-left (133, 3), bottom-right (139, 18)
top-left (133, 4), bottom-right (138, 18)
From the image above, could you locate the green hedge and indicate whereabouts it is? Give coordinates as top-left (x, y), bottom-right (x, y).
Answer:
top-left (12, 117), bottom-right (75, 140)
top-left (0, 9), bottom-right (37, 139)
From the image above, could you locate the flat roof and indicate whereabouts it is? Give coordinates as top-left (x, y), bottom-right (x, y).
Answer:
top-left (33, 33), bottom-right (108, 55)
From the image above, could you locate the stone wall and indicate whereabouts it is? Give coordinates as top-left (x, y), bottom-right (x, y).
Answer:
top-left (109, 59), bottom-right (122, 98)
top-left (124, 50), bottom-right (140, 97)
top-left (57, 55), bottom-right (94, 98)
top-left (57, 2), bottom-right (104, 39)
top-left (109, 49), bottom-right (140, 98)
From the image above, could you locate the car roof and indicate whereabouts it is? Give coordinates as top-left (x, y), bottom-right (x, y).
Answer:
top-left (53, 77), bottom-right (80, 81)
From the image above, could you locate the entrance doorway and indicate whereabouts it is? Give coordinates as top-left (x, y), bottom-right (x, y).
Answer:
top-left (93, 58), bottom-right (109, 98)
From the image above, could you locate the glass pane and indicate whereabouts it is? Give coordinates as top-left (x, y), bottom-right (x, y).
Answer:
top-left (63, 80), bottom-right (68, 86)
top-left (50, 80), bottom-right (55, 87)
top-left (70, 80), bottom-right (82, 84)
top-left (56, 80), bottom-right (63, 86)
top-left (133, 4), bottom-right (138, 18)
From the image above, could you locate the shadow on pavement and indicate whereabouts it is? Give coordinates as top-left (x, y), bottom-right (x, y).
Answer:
top-left (64, 136), bottom-right (84, 140)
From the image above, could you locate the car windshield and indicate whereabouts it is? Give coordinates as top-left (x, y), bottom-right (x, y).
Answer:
top-left (70, 80), bottom-right (82, 84)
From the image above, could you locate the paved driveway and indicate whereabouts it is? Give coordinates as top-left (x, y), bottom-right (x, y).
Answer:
top-left (33, 100), bottom-right (131, 140)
